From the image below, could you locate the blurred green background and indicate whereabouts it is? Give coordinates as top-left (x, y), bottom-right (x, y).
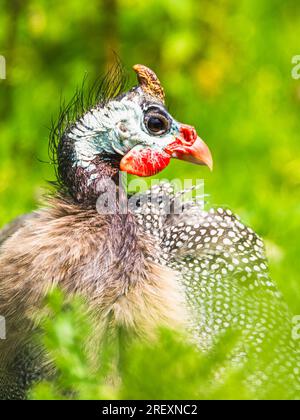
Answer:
top-left (0, 0), bottom-right (299, 313)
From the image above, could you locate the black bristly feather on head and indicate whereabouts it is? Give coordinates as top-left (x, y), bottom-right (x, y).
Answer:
top-left (48, 59), bottom-right (129, 190)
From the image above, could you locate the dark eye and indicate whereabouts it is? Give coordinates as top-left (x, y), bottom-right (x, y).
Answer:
top-left (145, 111), bottom-right (170, 136)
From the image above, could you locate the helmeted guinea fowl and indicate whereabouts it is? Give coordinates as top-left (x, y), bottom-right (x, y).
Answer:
top-left (0, 64), bottom-right (299, 399)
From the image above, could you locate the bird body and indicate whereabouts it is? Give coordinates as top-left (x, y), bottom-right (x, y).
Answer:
top-left (0, 197), bottom-right (187, 398)
top-left (0, 64), bottom-right (299, 399)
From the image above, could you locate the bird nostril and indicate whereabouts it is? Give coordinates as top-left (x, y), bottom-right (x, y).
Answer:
top-left (180, 125), bottom-right (197, 145)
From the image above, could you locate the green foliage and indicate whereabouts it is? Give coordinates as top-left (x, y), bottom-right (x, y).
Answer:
top-left (29, 291), bottom-right (119, 400)
top-left (29, 290), bottom-right (291, 400)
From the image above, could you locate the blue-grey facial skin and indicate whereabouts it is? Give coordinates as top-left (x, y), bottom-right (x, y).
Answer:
top-left (58, 90), bottom-right (184, 202)
top-left (65, 96), bottom-right (181, 173)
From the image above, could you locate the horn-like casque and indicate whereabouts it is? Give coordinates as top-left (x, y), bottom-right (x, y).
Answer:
top-left (133, 64), bottom-right (165, 103)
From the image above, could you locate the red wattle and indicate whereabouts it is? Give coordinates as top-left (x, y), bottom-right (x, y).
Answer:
top-left (165, 124), bottom-right (198, 155)
top-left (120, 147), bottom-right (171, 177)
top-left (179, 124), bottom-right (198, 145)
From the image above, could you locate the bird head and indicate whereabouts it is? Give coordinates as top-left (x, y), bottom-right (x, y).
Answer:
top-left (57, 64), bottom-right (213, 202)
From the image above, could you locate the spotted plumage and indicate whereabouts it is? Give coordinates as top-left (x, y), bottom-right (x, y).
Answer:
top-left (0, 64), bottom-right (299, 399)
top-left (132, 182), bottom-right (300, 396)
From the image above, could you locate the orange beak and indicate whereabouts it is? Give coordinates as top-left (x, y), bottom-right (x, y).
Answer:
top-left (171, 136), bottom-right (213, 171)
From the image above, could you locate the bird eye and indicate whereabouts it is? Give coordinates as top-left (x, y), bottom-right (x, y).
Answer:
top-left (145, 111), bottom-right (170, 136)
